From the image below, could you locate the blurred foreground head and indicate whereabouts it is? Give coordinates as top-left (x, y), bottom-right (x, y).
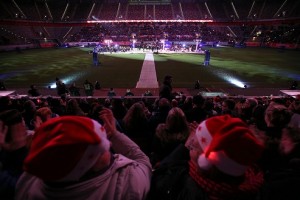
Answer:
top-left (193, 115), bottom-right (264, 177)
top-left (24, 116), bottom-right (110, 182)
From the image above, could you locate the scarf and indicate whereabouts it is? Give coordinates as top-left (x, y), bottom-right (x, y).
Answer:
top-left (188, 160), bottom-right (264, 200)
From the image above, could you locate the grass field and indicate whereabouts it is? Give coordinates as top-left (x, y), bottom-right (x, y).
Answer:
top-left (0, 47), bottom-right (299, 92)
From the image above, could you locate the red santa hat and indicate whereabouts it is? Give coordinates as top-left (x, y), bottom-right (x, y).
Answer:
top-left (24, 116), bottom-right (110, 182)
top-left (195, 115), bottom-right (264, 176)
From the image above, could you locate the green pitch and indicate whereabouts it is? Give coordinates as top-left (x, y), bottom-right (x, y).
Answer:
top-left (0, 47), bottom-right (299, 89)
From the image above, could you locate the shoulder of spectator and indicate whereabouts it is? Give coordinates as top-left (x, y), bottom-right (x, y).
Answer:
top-left (109, 130), bottom-right (151, 166)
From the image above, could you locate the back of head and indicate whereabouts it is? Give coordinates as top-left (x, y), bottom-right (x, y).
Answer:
top-left (23, 100), bottom-right (36, 112)
top-left (289, 98), bottom-right (300, 114)
top-left (0, 109), bottom-right (23, 129)
top-left (223, 99), bottom-right (236, 110)
top-left (35, 107), bottom-right (53, 122)
top-left (265, 102), bottom-right (291, 128)
top-left (0, 109), bottom-right (24, 147)
top-left (164, 75), bottom-right (172, 81)
top-left (0, 96), bottom-right (11, 112)
top-left (0, 109), bottom-right (23, 126)
top-left (166, 107), bottom-right (188, 134)
top-left (163, 75), bottom-right (172, 84)
top-left (123, 102), bottom-right (147, 128)
top-left (280, 127), bottom-right (300, 155)
top-left (24, 116), bottom-right (110, 182)
top-left (126, 102), bottom-right (145, 118)
top-left (66, 99), bottom-right (81, 110)
top-left (193, 94), bottom-right (205, 107)
top-left (158, 98), bottom-right (171, 111)
top-left (246, 98), bottom-right (258, 108)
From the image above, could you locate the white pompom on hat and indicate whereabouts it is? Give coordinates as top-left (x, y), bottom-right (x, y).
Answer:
top-left (195, 115), bottom-right (264, 176)
top-left (24, 116), bottom-right (110, 182)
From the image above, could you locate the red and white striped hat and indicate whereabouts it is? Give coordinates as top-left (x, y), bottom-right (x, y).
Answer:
top-left (195, 115), bottom-right (264, 176)
top-left (24, 116), bottom-right (110, 182)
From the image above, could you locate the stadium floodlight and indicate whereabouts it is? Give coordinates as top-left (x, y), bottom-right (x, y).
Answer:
top-left (49, 75), bottom-right (80, 89)
top-left (226, 77), bottom-right (245, 88)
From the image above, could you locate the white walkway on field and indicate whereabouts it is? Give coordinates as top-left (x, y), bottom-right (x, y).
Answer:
top-left (136, 53), bottom-right (159, 88)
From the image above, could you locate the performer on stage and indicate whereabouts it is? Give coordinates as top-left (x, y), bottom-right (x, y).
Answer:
top-left (92, 46), bottom-right (99, 66)
top-left (204, 50), bottom-right (211, 66)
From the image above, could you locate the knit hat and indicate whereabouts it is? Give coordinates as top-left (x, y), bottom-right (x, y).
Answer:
top-left (24, 116), bottom-right (110, 182)
top-left (195, 115), bottom-right (264, 176)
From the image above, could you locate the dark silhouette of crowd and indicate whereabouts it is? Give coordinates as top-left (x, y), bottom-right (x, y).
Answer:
top-left (27, 85), bottom-right (40, 97)
top-left (1, 88), bottom-right (300, 199)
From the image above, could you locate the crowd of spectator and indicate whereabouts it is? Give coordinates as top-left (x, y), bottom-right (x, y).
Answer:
top-left (67, 22), bottom-right (299, 48)
top-left (1, 0), bottom-right (299, 47)
top-left (1, 80), bottom-right (300, 199)
top-left (69, 22), bottom-right (234, 44)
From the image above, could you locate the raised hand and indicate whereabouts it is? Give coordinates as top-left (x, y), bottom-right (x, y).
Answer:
top-left (99, 108), bottom-right (117, 138)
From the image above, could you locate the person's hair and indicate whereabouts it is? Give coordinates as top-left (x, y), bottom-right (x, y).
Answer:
top-left (0, 109), bottom-right (23, 126)
top-left (280, 127), bottom-right (300, 155)
top-left (171, 99), bottom-right (178, 107)
top-left (122, 102), bottom-right (148, 132)
top-left (157, 107), bottom-right (189, 141)
top-left (283, 127), bottom-right (300, 144)
top-left (289, 99), bottom-right (300, 114)
top-left (192, 94), bottom-right (205, 107)
top-left (163, 75), bottom-right (172, 85)
top-left (0, 109), bottom-right (23, 143)
top-left (265, 102), bottom-right (292, 128)
top-left (0, 96), bottom-right (11, 110)
top-left (246, 98), bottom-right (258, 108)
top-left (66, 99), bottom-right (85, 116)
top-left (158, 98), bottom-right (171, 111)
top-left (252, 104), bottom-right (267, 131)
top-left (23, 100), bottom-right (36, 112)
top-left (223, 99), bottom-right (236, 110)
top-left (35, 107), bottom-right (53, 122)
top-left (164, 75), bottom-right (172, 81)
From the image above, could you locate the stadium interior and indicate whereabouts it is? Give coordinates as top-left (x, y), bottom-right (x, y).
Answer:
top-left (2, 2), bottom-right (300, 200)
